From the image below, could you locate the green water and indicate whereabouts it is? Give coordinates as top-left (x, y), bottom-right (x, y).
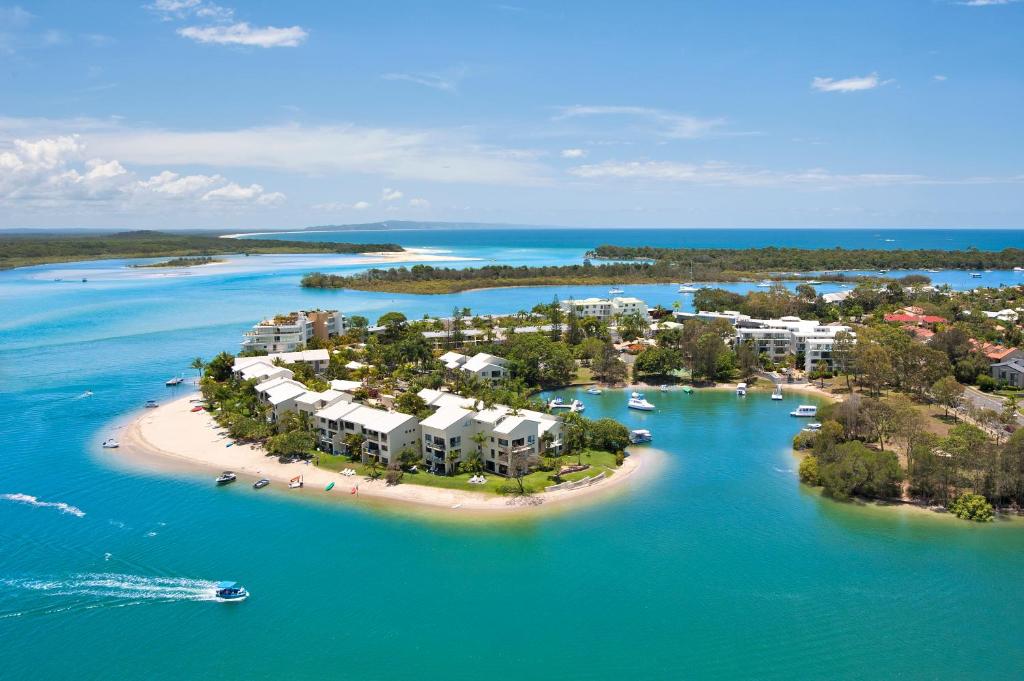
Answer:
top-left (2, 249), bottom-right (1023, 680)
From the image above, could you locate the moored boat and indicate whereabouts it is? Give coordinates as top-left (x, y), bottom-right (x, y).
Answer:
top-left (288, 475), bottom-right (303, 489)
top-left (586, 387), bottom-right (603, 395)
top-left (802, 422), bottom-right (823, 432)
top-left (629, 429), bottom-right (653, 444)
top-left (790, 405), bottom-right (818, 417)
top-left (659, 384), bottom-right (669, 392)
top-left (144, 399), bottom-right (158, 408)
top-left (678, 284), bottom-right (699, 293)
top-left (253, 479), bottom-right (270, 489)
top-left (736, 382), bottom-right (747, 396)
top-left (215, 471), bottom-right (237, 485)
top-left (627, 392), bottom-right (655, 411)
top-left (771, 385), bottom-right (783, 400)
top-left (214, 581), bottom-right (248, 602)
top-left (165, 376), bottom-right (183, 386)
top-left (102, 438), bottom-right (119, 448)
top-left (608, 287), bottom-right (625, 294)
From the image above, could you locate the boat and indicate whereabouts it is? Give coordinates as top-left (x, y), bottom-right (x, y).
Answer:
top-left (659, 384), bottom-right (669, 392)
top-left (790, 405), bottom-right (818, 417)
top-left (325, 481), bottom-right (335, 491)
top-left (608, 287), bottom-right (625, 294)
top-left (927, 269), bottom-right (941, 273)
top-left (677, 284), bottom-right (699, 293)
top-left (102, 438), bottom-right (119, 449)
top-left (1014, 266), bottom-right (1024, 272)
top-left (549, 398), bottom-right (585, 412)
top-left (970, 272), bottom-right (982, 278)
top-left (805, 279), bottom-right (823, 285)
top-left (214, 581), bottom-right (248, 602)
top-left (771, 385), bottom-right (783, 400)
top-left (756, 280), bottom-right (773, 288)
top-left (81, 278), bottom-right (88, 283)
top-left (628, 429), bottom-right (653, 444)
top-left (253, 479), bottom-right (270, 489)
top-left (190, 405), bottom-right (204, 412)
top-left (165, 376), bottom-right (183, 386)
top-left (736, 382), bottom-right (747, 396)
top-left (802, 422), bottom-right (823, 432)
top-left (288, 475), bottom-right (303, 489)
top-left (682, 385), bottom-right (693, 394)
top-left (586, 387), bottom-right (603, 395)
top-left (627, 391), bottom-right (655, 411)
top-left (215, 471), bottom-right (237, 485)
top-left (144, 399), bottom-right (158, 408)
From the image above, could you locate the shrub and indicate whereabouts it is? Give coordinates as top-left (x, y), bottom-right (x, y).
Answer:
top-left (949, 493), bottom-right (994, 522)
top-left (798, 455), bottom-right (820, 486)
top-left (614, 450), bottom-right (625, 466)
top-left (793, 431), bottom-right (816, 450)
top-left (977, 375), bottom-right (996, 392)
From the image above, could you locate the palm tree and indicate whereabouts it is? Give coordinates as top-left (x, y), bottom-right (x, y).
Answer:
top-left (191, 357), bottom-right (204, 384)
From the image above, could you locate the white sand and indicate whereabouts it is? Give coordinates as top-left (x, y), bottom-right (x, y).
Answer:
top-left (119, 394), bottom-right (654, 517)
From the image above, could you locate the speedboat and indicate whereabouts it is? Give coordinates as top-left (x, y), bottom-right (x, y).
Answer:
top-left (659, 384), bottom-right (670, 392)
top-left (102, 438), bottom-right (119, 448)
top-left (214, 581), bottom-right (248, 602)
top-left (1014, 266), bottom-right (1024, 272)
top-left (771, 385), bottom-right (783, 400)
top-left (629, 429), bottom-right (653, 444)
top-left (144, 399), bottom-right (158, 408)
top-left (970, 272), bottom-right (982, 278)
top-left (548, 397), bottom-right (570, 410)
top-left (627, 392), bottom-right (655, 411)
top-left (678, 284), bottom-right (699, 293)
top-left (288, 475), bottom-right (303, 489)
top-left (736, 382), bottom-right (747, 396)
top-left (790, 405), bottom-right (818, 417)
top-left (927, 269), bottom-right (941, 273)
top-left (756, 280), bottom-right (773, 288)
top-left (215, 471), bottom-right (237, 485)
top-left (586, 387), bottom-right (603, 395)
top-left (802, 422), bottom-right (823, 432)
top-left (165, 376), bottom-right (183, 386)
top-left (608, 287), bottom-right (625, 294)
top-left (253, 479), bottom-right (269, 489)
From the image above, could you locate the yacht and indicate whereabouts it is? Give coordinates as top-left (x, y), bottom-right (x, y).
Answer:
top-left (253, 479), bottom-right (270, 489)
top-left (214, 581), bottom-right (248, 602)
top-left (1014, 267), bottom-right (1024, 272)
top-left (736, 382), bottom-right (747, 396)
top-left (215, 471), bottom-right (237, 485)
top-left (790, 405), bottom-right (818, 418)
top-left (608, 287), bottom-right (625, 294)
top-left (165, 376), bottom-right (183, 386)
top-left (102, 438), bottom-right (119, 449)
top-left (927, 269), bottom-right (941, 273)
top-left (771, 385), bottom-right (783, 400)
top-left (627, 392), bottom-right (655, 411)
top-left (586, 387), bottom-right (603, 395)
top-left (677, 284), bottom-right (699, 293)
top-left (628, 429), bottom-right (653, 444)
top-left (144, 399), bottom-right (158, 408)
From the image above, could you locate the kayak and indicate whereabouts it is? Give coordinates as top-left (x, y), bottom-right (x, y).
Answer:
top-left (325, 482), bottom-right (335, 491)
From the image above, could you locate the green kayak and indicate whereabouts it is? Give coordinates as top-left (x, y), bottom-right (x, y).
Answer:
top-left (325, 482), bottom-right (335, 491)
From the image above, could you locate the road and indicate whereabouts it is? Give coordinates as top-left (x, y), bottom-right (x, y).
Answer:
top-left (962, 386), bottom-right (1024, 426)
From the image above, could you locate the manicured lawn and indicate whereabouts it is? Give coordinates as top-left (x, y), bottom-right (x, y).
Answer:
top-left (312, 448), bottom-right (620, 495)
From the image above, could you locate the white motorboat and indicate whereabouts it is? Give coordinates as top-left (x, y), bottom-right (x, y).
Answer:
top-left (586, 387), bottom-right (603, 395)
top-left (659, 384), bottom-right (670, 392)
top-left (627, 392), bottom-right (655, 411)
top-left (970, 272), bottom-right (982, 278)
top-left (629, 429), bottom-right (653, 444)
top-left (805, 279), bottom-right (823, 285)
top-left (790, 405), bottom-right (818, 417)
top-left (102, 438), bottom-right (119, 449)
top-left (802, 422), bottom-right (823, 432)
top-left (736, 382), bottom-right (747, 396)
top-left (548, 398), bottom-right (585, 412)
top-left (678, 284), bottom-right (699, 293)
top-left (771, 385), bottom-right (783, 400)
top-left (165, 376), bottom-right (183, 386)
top-left (1014, 267), bottom-right (1024, 272)
top-left (288, 475), bottom-right (304, 489)
top-left (756, 280), bottom-right (773, 288)
top-left (608, 287), bottom-right (625, 294)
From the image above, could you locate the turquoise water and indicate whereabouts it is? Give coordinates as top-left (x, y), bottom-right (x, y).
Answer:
top-left (2, 232), bottom-right (1024, 679)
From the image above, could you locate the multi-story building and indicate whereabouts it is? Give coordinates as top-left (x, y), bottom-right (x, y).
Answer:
top-left (313, 402), bottom-right (420, 467)
top-left (439, 351), bottom-right (509, 385)
top-left (241, 309), bottom-right (347, 353)
top-left (560, 297), bottom-right (649, 323)
top-left (233, 350), bottom-right (330, 375)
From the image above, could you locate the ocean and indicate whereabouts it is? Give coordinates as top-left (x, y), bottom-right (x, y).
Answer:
top-left (1, 228), bottom-right (1023, 680)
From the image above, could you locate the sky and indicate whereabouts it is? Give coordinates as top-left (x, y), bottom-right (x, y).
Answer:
top-left (0, 0), bottom-right (1022, 230)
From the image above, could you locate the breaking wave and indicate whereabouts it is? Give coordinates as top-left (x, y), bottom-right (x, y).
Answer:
top-left (1, 493), bottom-right (85, 518)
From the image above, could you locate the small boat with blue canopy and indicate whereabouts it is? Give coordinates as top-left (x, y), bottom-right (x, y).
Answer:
top-left (215, 581), bottom-right (248, 602)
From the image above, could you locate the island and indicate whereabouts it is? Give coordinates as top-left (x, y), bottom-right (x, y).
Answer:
top-left (131, 256), bottom-right (225, 268)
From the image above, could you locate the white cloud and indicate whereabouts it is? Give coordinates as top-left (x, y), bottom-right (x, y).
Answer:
top-left (178, 22), bottom-right (307, 48)
top-left (960, 0), bottom-right (1018, 5)
top-left (811, 73), bottom-right (888, 93)
top-left (382, 66), bottom-right (468, 93)
top-left (352, 200), bottom-right (371, 210)
top-left (409, 197), bottom-right (430, 208)
top-left (554, 105), bottom-right (724, 139)
top-left (560, 148), bottom-right (586, 158)
top-left (381, 187), bottom-right (403, 201)
top-left (0, 134), bottom-right (285, 208)
top-left (567, 160), bottom-right (1024, 189)
top-left (933, 74), bottom-right (948, 81)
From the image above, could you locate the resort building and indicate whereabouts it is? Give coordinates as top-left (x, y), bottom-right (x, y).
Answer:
top-left (439, 351), bottom-right (509, 385)
top-left (254, 377), bottom-right (311, 422)
top-left (419, 403), bottom-right (563, 476)
top-left (674, 310), bottom-right (750, 325)
top-left (730, 317), bottom-right (855, 372)
top-left (294, 389), bottom-right (350, 419)
top-left (241, 309), bottom-right (347, 353)
top-left (418, 387), bottom-right (478, 410)
top-left (233, 350), bottom-right (330, 375)
top-left (233, 359), bottom-right (294, 383)
top-left (313, 402), bottom-right (420, 466)
top-left (560, 297), bottom-right (649, 322)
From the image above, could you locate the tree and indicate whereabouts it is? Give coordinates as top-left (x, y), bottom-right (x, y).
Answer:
top-left (633, 346), bottom-right (681, 377)
top-left (561, 412), bottom-right (587, 461)
top-left (508, 447), bottom-right (530, 494)
top-left (831, 331), bottom-right (856, 391)
top-left (692, 333), bottom-right (727, 382)
top-left (190, 357), bottom-right (204, 383)
top-left (932, 376), bottom-right (964, 419)
top-left (949, 493), bottom-right (994, 522)
top-left (813, 360), bottom-right (830, 388)
top-left (394, 391), bottom-right (430, 419)
top-left (365, 454), bottom-right (382, 479)
top-left (735, 340), bottom-right (759, 378)
top-left (617, 312), bottom-right (647, 342)
top-left (343, 433), bottom-right (365, 461)
top-left (798, 455), bottom-right (820, 486)
top-left (587, 418), bottom-right (631, 453)
top-left (204, 351), bottom-right (235, 382)
top-left (592, 343), bottom-right (628, 384)
top-left (855, 342), bottom-right (891, 396)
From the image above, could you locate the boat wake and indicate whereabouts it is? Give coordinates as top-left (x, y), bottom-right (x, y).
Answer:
top-left (1, 573), bottom-right (220, 606)
top-left (0, 493), bottom-right (85, 518)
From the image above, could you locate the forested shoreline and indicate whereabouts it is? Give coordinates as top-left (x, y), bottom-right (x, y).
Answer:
top-left (0, 230), bottom-right (403, 269)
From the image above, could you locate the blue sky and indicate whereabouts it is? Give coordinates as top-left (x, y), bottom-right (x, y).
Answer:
top-left (1, 0), bottom-right (1022, 230)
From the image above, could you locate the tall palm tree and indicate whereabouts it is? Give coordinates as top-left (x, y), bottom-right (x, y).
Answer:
top-left (190, 357), bottom-right (204, 384)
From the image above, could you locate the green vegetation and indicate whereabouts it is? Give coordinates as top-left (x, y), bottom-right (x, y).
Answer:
top-left (132, 256), bottom-right (224, 268)
top-left (0, 230), bottom-right (403, 269)
top-left (948, 493), bottom-right (995, 522)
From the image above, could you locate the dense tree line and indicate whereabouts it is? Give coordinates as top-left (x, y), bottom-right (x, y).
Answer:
top-left (0, 230), bottom-right (402, 269)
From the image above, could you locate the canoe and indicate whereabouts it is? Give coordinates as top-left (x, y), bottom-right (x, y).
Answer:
top-left (325, 481), bottom-right (335, 491)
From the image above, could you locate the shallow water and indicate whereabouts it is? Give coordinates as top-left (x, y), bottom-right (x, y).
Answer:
top-left (2, 230), bottom-right (1023, 679)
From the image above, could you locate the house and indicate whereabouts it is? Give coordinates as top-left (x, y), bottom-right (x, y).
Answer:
top-left (560, 296), bottom-right (649, 323)
top-left (233, 359), bottom-right (293, 383)
top-left (970, 340), bottom-right (1024, 364)
top-left (294, 389), bottom-right (350, 419)
top-left (982, 309), bottom-right (1020, 323)
top-left (439, 351), bottom-right (509, 385)
top-left (822, 290), bottom-right (852, 304)
top-left (991, 359), bottom-right (1024, 388)
top-left (241, 309), bottom-right (347, 353)
top-left (329, 379), bottom-right (363, 394)
top-left (232, 350), bottom-right (330, 375)
top-left (418, 388), bottom-right (478, 410)
top-left (313, 402), bottom-right (420, 466)
top-left (883, 313), bottom-right (948, 327)
top-left (674, 310), bottom-right (750, 326)
top-left (254, 377), bottom-right (310, 422)
top-left (418, 403), bottom-right (563, 476)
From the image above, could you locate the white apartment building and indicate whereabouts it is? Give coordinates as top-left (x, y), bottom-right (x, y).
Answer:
top-left (233, 359), bottom-right (294, 383)
top-left (241, 309), bottom-right (347, 353)
top-left (419, 403), bottom-right (563, 476)
top-left (254, 376), bottom-right (311, 422)
top-left (734, 316), bottom-right (854, 372)
top-left (561, 297), bottom-right (649, 323)
top-left (313, 402), bottom-right (420, 466)
top-left (233, 350), bottom-right (330, 376)
top-left (439, 351), bottom-right (509, 385)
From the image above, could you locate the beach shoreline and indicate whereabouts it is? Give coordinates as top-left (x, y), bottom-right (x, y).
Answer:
top-left (115, 394), bottom-right (656, 518)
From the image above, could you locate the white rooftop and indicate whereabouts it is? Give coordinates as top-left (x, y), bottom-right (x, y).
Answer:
top-left (420, 406), bottom-right (474, 430)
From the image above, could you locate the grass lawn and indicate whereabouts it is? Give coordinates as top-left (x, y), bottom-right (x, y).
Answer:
top-left (312, 448), bottom-right (620, 495)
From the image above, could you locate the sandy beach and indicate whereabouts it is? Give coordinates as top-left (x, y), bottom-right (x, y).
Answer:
top-left (117, 394), bottom-right (655, 517)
